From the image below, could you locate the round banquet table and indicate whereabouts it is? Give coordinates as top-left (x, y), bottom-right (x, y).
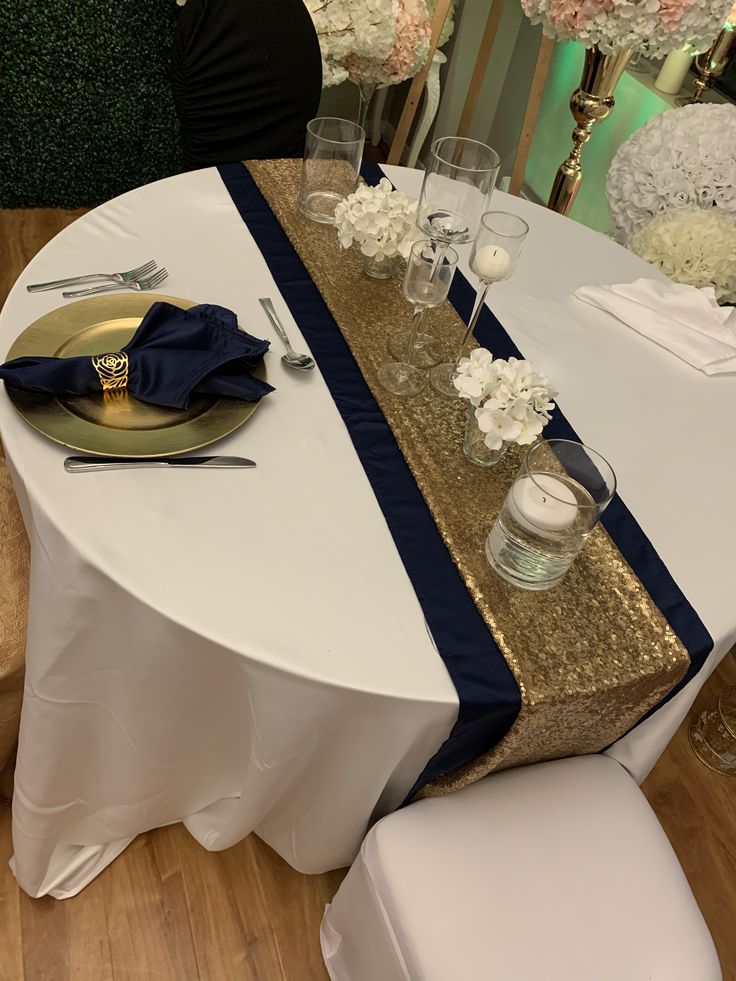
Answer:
top-left (1, 165), bottom-right (733, 899)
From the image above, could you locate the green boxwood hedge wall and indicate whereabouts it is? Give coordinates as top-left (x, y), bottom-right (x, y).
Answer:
top-left (0, 0), bottom-right (183, 208)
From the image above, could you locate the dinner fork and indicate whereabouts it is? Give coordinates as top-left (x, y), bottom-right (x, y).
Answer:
top-left (62, 268), bottom-right (169, 298)
top-left (26, 260), bottom-right (158, 293)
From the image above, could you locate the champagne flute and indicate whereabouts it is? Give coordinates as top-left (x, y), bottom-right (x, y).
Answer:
top-left (430, 211), bottom-right (529, 397)
top-left (387, 313), bottom-right (443, 369)
top-left (377, 240), bottom-right (459, 397)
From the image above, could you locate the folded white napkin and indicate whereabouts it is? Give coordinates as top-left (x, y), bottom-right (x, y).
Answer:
top-left (575, 278), bottom-right (736, 375)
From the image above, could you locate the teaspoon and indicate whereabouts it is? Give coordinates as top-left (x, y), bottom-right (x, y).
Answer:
top-left (259, 297), bottom-right (315, 371)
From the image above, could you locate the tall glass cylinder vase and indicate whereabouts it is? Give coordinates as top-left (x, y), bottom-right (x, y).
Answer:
top-left (298, 117), bottom-right (365, 224)
top-left (417, 137), bottom-right (500, 247)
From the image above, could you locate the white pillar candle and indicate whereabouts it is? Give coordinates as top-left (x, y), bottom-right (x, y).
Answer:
top-left (655, 48), bottom-right (694, 95)
top-left (506, 474), bottom-right (578, 538)
top-left (472, 244), bottom-right (511, 282)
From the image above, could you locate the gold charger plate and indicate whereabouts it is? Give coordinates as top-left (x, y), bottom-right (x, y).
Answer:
top-left (5, 293), bottom-right (267, 457)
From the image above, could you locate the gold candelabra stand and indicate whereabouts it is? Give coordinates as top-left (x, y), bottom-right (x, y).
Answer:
top-left (547, 45), bottom-right (634, 216)
top-left (685, 22), bottom-right (736, 104)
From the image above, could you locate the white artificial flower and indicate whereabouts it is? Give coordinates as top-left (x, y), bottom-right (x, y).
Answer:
top-left (304, 0), bottom-right (396, 87)
top-left (453, 348), bottom-right (500, 405)
top-left (475, 405), bottom-right (522, 451)
top-left (454, 349), bottom-right (557, 451)
top-left (334, 178), bottom-right (421, 259)
top-left (506, 398), bottom-right (548, 445)
top-left (629, 208), bottom-right (736, 304)
top-left (346, 0), bottom-right (431, 88)
top-left (521, 0), bottom-right (732, 56)
top-left (607, 104), bottom-right (736, 242)
top-left (426, 0), bottom-right (456, 46)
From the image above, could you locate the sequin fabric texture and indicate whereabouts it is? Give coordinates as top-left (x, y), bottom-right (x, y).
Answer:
top-left (248, 158), bottom-right (690, 795)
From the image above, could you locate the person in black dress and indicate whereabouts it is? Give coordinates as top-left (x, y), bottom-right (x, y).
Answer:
top-left (171, 0), bottom-right (323, 169)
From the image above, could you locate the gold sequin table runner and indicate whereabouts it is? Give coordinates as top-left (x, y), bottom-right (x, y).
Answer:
top-left (245, 158), bottom-right (689, 797)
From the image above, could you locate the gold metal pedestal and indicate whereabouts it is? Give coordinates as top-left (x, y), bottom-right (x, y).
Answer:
top-left (686, 24), bottom-right (736, 104)
top-left (548, 45), bottom-right (634, 216)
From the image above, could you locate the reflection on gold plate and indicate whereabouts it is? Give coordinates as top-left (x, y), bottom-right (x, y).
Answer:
top-left (5, 294), bottom-right (267, 457)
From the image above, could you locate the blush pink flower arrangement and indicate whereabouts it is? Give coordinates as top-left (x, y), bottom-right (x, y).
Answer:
top-left (347, 0), bottom-right (431, 86)
top-left (545, 0), bottom-right (612, 34)
top-left (521, 0), bottom-right (733, 57)
top-left (658, 0), bottom-right (699, 29)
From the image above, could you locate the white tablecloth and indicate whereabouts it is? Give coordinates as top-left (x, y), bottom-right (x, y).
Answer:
top-left (0, 166), bottom-right (732, 899)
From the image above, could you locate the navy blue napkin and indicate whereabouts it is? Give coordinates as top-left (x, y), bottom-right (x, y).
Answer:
top-left (0, 302), bottom-right (275, 409)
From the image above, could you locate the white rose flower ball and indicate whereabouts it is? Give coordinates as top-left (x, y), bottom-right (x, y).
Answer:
top-left (629, 209), bottom-right (736, 305)
top-left (607, 104), bottom-right (736, 243)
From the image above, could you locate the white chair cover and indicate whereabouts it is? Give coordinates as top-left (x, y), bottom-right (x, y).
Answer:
top-left (321, 755), bottom-right (722, 981)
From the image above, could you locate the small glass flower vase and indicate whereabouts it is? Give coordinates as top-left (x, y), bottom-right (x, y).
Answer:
top-left (463, 406), bottom-right (508, 467)
top-left (362, 252), bottom-right (397, 280)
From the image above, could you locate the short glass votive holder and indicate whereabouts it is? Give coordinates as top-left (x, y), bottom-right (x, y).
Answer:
top-left (298, 117), bottom-right (365, 224)
top-left (486, 439), bottom-right (617, 591)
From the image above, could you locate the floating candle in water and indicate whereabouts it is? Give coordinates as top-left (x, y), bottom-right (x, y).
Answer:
top-left (472, 244), bottom-right (511, 282)
top-left (506, 473), bottom-right (579, 538)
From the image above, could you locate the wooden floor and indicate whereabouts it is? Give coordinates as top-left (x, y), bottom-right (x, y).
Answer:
top-left (1, 211), bottom-right (735, 980)
top-left (0, 807), bottom-right (344, 981)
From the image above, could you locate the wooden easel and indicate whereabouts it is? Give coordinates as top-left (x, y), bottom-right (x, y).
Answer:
top-left (456, 0), bottom-right (507, 140)
top-left (508, 36), bottom-right (555, 194)
top-left (388, 0), bottom-right (554, 197)
top-left (387, 0), bottom-right (454, 165)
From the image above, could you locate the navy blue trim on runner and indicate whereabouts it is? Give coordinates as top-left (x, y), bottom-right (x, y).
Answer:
top-left (362, 162), bottom-right (713, 709)
top-left (218, 162), bottom-right (520, 797)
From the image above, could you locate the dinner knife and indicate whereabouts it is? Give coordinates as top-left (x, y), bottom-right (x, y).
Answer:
top-left (64, 455), bottom-right (256, 472)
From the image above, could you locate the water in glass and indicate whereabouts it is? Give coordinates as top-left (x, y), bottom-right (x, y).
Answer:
top-left (486, 471), bottom-right (596, 590)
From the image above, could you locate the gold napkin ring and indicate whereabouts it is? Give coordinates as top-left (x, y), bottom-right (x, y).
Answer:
top-left (91, 352), bottom-right (129, 391)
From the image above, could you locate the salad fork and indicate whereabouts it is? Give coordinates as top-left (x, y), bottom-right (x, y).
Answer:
top-left (26, 260), bottom-right (158, 293)
top-left (63, 268), bottom-right (169, 298)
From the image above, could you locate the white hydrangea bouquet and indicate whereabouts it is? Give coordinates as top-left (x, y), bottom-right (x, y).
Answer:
top-left (607, 104), bottom-right (736, 243)
top-left (629, 209), bottom-right (736, 304)
top-left (454, 349), bottom-right (557, 453)
top-left (334, 178), bottom-right (421, 262)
